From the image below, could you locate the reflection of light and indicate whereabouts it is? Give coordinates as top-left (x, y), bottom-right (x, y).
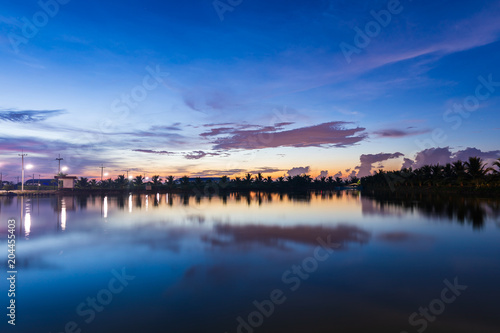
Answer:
top-left (157, 193), bottom-right (160, 202)
top-left (61, 198), bottom-right (67, 231)
top-left (145, 195), bottom-right (149, 211)
top-left (103, 196), bottom-right (108, 219)
top-left (25, 199), bottom-right (31, 238)
top-left (166, 193), bottom-right (169, 204)
top-left (128, 194), bottom-right (132, 213)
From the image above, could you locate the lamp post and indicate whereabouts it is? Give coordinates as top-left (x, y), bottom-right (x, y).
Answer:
top-left (19, 151), bottom-right (27, 191)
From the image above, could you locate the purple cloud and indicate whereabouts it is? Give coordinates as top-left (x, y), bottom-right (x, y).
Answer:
top-left (133, 149), bottom-right (176, 155)
top-left (207, 122), bottom-right (366, 150)
top-left (287, 166), bottom-right (310, 177)
top-left (356, 152), bottom-right (404, 177)
top-left (373, 128), bottom-right (431, 138)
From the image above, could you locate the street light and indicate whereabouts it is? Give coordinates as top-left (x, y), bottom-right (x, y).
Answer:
top-left (19, 151), bottom-right (27, 191)
top-left (62, 166), bottom-right (68, 172)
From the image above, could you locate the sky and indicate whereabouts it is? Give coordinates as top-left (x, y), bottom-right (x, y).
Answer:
top-left (1, 0), bottom-right (500, 181)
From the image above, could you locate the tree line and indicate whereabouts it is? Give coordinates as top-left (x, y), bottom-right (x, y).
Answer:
top-left (361, 157), bottom-right (500, 191)
top-left (65, 156), bottom-right (500, 193)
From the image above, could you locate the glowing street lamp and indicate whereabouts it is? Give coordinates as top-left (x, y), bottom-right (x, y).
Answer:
top-left (62, 166), bottom-right (68, 172)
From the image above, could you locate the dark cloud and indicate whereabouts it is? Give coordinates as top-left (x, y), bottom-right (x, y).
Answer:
top-left (318, 170), bottom-right (329, 178)
top-left (205, 122), bottom-right (366, 150)
top-left (190, 169), bottom-right (246, 177)
top-left (357, 152), bottom-right (404, 177)
top-left (249, 167), bottom-right (284, 174)
top-left (287, 166), bottom-right (310, 177)
top-left (333, 171), bottom-right (343, 178)
top-left (373, 128), bottom-right (431, 138)
top-left (402, 158), bottom-right (414, 169)
top-left (184, 151), bottom-right (222, 160)
top-left (0, 109), bottom-right (65, 122)
top-left (149, 123), bottom-right (182, 131)
top-left (133, 149), bottom-right (176, 155)
top-left (454, 147), bottom-right (500, 162)
top-left (413, 147), bottom-right (453, 168)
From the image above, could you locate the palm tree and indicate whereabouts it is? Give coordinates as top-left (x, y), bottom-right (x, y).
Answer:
top-left (244, 173), bottom-right (253, 184)
top-left (255, 173), bottom-right (264, 183)
top-left (134, 175), bottom-right (144, 186)
top-left (89, 179), bottom-right (98, 188)
top-left (464, 157), bottom-right (491, 186)
top-left (493, 158), bottom-right (500, 174)
top-left (114, 175), bottom-right (127, 189)
top-left (165, 176), bottom-right (175, 187)
top-left (152, 175), bottom-right (162, 186)
top-left (76, 177), bottom-right (89, 188)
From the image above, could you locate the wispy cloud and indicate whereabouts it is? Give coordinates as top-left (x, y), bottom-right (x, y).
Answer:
top-left (206, 122), bottom-right (367, 150)
top-left (0, 109), bottom-right (66, 123)
top-left (373, 128), bottom-right (431, 138)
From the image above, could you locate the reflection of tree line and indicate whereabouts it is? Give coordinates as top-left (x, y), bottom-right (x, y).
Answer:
top-left (362, 191), bottom-right (500, 229)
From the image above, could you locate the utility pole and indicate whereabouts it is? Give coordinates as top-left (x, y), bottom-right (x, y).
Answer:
top-left (100, 164), bottom-right (105, 182)
top-left (56, 154), bottom-right (64, 174)
top-left (19, 151), bottom-right (27, 191)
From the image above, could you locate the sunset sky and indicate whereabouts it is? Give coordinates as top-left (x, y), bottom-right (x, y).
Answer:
top-left (1, 0), bottom-right (500, 180)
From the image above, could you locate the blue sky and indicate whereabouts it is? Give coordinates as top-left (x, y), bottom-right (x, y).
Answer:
top-left (1, 0), bottom-right (500, 180)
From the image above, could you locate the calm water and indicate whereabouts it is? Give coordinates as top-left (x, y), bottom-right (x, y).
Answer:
top-left (1, 191), bottom-right (499, 333)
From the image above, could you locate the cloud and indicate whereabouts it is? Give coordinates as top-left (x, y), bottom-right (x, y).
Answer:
top-left (356, 152), bottom-right (404, 177)
top-left (249, 167), bottom-right (284, 174)
top-left (404, 147), bottom-right (500, 169)
top-left (0, 109), bottom-right (65, 123)
top-left (184, 151), bottom-right (222, 160)
top-left (287, 166), bottom-right (310, 177)
top-left (318, 170), bottom-right (329, 178)
top-left (190, 169), bottom-right (246, 177)
top-left (206, 122), bottom-right (367, 150)
top-left (133, 149), bottom-right (176, 155)
top-left (373, 128), bottom-right (431, 138)
top-left (413, 147), bottom-right (453, 168)
top-left (149, 123), bottom-right (183, 131)
top-left (454, 147), bottom-right (500, 162)
top-left (333, 171), bottom-right (342, 178)
top-left (402, 158), bottom-right (414, 169)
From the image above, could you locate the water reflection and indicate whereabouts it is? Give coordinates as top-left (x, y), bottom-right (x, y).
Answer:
top-left (362, 191), bottom-right (500, 229)
top-left (0, 191), bottom-right (499, 333)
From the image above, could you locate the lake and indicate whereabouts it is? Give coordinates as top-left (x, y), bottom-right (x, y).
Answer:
top-left (1, 191), bottom-right (499, 333)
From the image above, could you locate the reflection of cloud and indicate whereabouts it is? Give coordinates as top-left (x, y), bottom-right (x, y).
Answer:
top-left (377, 232), bottom-right (433, 243)
top-left (204, 224), bottom-right (371, 249)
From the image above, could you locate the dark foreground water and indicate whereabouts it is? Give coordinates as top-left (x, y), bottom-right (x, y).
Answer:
top-left (1, 191), bottom-right (499, 333)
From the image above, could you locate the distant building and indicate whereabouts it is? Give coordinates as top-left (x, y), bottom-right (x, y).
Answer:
top-left (25, 179), bottom-right (57, 186)
top-left (54, 176), bottom-right (78, 189)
